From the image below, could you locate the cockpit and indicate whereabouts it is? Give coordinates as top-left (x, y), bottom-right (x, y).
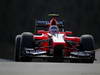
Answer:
top-left (49, 25), bottom-right (59, 34)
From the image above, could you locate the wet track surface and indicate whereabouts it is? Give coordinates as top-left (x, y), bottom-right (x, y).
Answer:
top-left (0, 49), bottom-right (100, 75)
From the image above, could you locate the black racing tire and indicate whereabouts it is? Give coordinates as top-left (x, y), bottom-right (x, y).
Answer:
top-left (15, 35), bottom-right (22, 61)
top-left (20, 32), bottom-right (34, 61)
top-left (80, 34), bottom-right (95, 63)
top-left (80, 34), bottom-right (95, 51)
top-left (53, 45), bottom-right (64, 62)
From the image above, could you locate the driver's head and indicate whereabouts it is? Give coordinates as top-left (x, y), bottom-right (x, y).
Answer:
top-left (49, 25), bottom-right (59, 34)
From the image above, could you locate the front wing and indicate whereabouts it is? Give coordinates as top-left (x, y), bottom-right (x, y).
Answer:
top-left (22, 48), bottom-right (95, 62)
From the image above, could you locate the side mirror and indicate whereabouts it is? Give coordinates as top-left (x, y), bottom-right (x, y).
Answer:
top-left (37, 30), bottom-right (47, 34)
top-left (65, 31), bottom-right (73, 35)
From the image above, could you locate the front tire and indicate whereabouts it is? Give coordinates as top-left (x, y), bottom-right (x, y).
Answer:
top-left (80, 34), bottom-right (95, 63)
top-left (15, 35), bottom-right (22, 61)
top-left (80, 35), bottom-right (95, 51)
top-left (20, 32), bottom-right (33, 61)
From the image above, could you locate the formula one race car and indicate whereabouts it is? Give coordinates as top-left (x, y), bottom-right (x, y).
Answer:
top-left (15, 14), bottom-right (95, 63)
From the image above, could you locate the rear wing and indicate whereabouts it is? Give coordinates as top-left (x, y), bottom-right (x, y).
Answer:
top-left (36, 21), bottom-right (49, 27)
top-left (34, 14), bottom-right (64, 32)
top-left (34, 20), bottom-right (64, 32)
top-left (36, 20), bottom-right (64, 27)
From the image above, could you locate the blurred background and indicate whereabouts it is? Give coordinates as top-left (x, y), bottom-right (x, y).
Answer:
top-left (0, 0), bottom-right (100, 59)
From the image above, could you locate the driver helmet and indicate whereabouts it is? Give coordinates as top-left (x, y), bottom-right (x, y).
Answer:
top-left (49, 25), bottom-right (59, 34)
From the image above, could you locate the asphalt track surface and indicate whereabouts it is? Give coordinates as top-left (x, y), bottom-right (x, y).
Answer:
top-left (0, 49), bottom-right (100, 75)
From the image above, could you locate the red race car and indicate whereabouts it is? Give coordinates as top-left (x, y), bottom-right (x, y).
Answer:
top-left (15, 14), bottom-right (95, 63)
